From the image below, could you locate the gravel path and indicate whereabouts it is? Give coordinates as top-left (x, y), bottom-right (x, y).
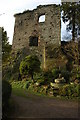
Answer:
top-left (10, 94), bottom-right (79, 119)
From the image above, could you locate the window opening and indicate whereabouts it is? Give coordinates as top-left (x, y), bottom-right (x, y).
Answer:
top-left (39, 15), bottom-right (45, 23)
top-left (29, 36), bottom-right (38, 46)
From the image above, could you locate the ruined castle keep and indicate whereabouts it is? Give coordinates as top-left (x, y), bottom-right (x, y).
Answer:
top-left (12, 4), bottom-right (61, 69)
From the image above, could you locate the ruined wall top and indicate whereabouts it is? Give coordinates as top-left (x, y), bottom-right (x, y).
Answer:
top-left (14, 4), bottom-right (60, 17)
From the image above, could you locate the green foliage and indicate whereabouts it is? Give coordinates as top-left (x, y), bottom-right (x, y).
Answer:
top-left (2, 27), bottom-right (12, 62)
top-left (53, 88), bottom-right (59, 97)
top-left (11, 79), bottom-right (80, 99)
top-left (2, 66), bottom-right (12, 81)
top-left (34, 73), bottom-right (43, 80)
top-left (66, 60), bottom-right (73, 72)
top-left (61, 2), bottom-right (80, 40)
top-left (2, 49), bottom-right (28, 81)
top-left (33, 73), bottom-right (45, 85)
top-left (59, 84), bottom-right (80, 98)
top-left (42, 70), bottom-right (53, 84)
top-left (76, 67), bottom-right (80, 79)
top-left (76, 73), bottom-right (80, 80)
top-left (61, 70), bottom-right (71, 83)
top-left (19, 55), bottom-right (41, 79)
top-left (11, 80), bottom-right (31, 89)
top-left (52, 68), bottom-right (60, 80)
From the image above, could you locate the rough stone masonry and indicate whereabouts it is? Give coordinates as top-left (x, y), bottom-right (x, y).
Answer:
top-left (12, 4), bottom-right (61, 69)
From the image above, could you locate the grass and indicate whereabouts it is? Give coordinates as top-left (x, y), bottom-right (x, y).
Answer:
top-left (12, 87), bottom-right (28, 97)
top-left (12, 87), bottom-right (79, 102)
top-left (11, 80), bottom-right (80, 101)
top-left (12, 87), bottom-right (48, 98)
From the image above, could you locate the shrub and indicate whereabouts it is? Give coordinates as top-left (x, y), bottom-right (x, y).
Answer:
top-left (43, 70), bottom-right (53, 84)
top-left (33, 72), bottom-right (43, 81)
top-left (19, 55), bottom-right (41, 80)
top-left (61, 70), bottom-right (71, 83)
top-left (59, 84), bottom-right (80, 98)
top-left (76, 73), bottom-right (80, 80)
top-left (53, 88), bottom-right (59, 96)
top-left (3, 48), bottom-right (29, 82)
top-left (2, 66), bottom-right (12, 81)
top-left (23, 81), bottom-right (31, 89)
top-left (74, 84), bottom-right (80, 97)
top-left (52, 68), bottom-right (60, 80)
top-left (11, 80), bottom-right (32, 89)
top-left (66, 60), bottom-right (73, 72)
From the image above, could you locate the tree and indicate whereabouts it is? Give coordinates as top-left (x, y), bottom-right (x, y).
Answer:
top-left (2, 27), bottom-right (12, 61)
top-left (61, 2), bottom-right (80, 41)
top-left (19, 55), bottom-right (41, 80)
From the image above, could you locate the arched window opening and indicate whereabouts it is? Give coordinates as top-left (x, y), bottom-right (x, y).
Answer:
top-left (39, 15), bottom-right (45, 23)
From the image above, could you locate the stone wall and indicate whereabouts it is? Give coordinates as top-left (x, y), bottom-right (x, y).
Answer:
top-left (12, 4), bottom-right (61, 69)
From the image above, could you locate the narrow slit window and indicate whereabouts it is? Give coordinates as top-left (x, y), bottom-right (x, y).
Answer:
top-left (39, 15), bottom-right (45, 23)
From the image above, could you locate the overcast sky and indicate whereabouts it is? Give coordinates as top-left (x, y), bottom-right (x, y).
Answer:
top-left (0, 0), bottom-right (71, 44)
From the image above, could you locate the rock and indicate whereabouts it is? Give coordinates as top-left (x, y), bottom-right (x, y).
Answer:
top-left (74, 79), bottom-right (80, 84)
top-left (55, 77), bottom-right (66, 84)
top-left (48, 91), bottom-right (53, 96)
top-left (35, 82), bottom-right (40, 87)
top-left (50, 82), bottom-right (54, 87)
top-left (43, 85), bottom-right (48, 90)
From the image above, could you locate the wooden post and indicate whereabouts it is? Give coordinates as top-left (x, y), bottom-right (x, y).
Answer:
top-left (43, 45), bottom-right (46, 69)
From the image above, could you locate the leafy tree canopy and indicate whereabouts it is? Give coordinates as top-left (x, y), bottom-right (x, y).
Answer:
top-left (61, 2), bottom-right (80, 41)
top-left (2, 27), bottom-right (12, 61)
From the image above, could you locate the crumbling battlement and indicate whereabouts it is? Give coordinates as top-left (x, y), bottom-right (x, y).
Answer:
top-left (12, 4), bottom-right (61, 69)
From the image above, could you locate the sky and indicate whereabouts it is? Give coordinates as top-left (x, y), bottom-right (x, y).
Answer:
top-left (0, 0), bottom-right (71, 44)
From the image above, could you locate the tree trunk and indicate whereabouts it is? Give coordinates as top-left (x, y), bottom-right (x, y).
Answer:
top-left (72, 21), bottom-right (75, 41)
top-left (72, 9), bottom-right (75, 41)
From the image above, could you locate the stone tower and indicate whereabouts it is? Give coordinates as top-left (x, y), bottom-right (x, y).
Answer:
top-left (12, 4), bottom-right (61, 69)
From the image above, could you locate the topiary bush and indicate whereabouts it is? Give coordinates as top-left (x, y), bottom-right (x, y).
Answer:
top-left (19, 55), bottom-right (41, 80)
